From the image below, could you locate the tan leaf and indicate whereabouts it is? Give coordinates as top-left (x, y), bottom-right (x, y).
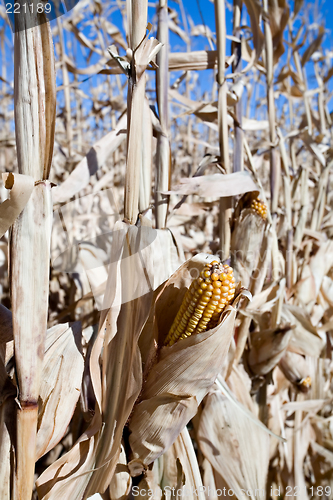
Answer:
top-left (197, 390), bottom-right (269, 500)
top-left (36, 322), bottom-right (84, 460)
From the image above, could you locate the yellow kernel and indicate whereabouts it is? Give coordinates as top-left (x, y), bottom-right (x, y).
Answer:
top-left (211, 273), bottom-right (219, 281)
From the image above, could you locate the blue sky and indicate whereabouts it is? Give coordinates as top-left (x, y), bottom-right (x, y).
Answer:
top-left (1, 0), bottom-right (333, 132)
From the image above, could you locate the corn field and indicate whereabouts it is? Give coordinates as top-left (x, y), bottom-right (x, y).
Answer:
top-left (0, 0), bottom-right (333, 498)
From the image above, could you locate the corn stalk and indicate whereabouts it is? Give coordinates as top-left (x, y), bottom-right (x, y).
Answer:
top-left (214, 0), bottom-right (231, 260)
top-left (232, 0), bottom-right (243, 173)
top-left (124, 0), bottom-right (148, 224)
top-left (12, 9), bottom-right (56, 499)
top-left (155, 0), bottom-right (170, 228)
top-left (262, 0), bottom-right (279, 215)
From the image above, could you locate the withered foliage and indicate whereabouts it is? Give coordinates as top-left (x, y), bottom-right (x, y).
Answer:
top-left (0, 1), bottom-right (333, 499)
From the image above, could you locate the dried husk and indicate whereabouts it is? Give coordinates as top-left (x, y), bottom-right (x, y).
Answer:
top-left (197, 389), bottom-right (270, 500)
top-left (282, 304), bottom-right (325, 357)
top-left (230, 207), bottom-right (267, 287)
top-left (278, 351), bottom-right (311, 393)
top-left (247, 324), bottom-right (293, 376)
top-left (128, 254), bottom-right (243, 475)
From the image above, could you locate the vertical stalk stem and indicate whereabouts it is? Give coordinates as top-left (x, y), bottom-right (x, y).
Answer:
top-left (124, 0), bottom-right (148, 224)
top-left (12, 11), bottom-right (56, 499)
top-left (155, 0), bottom-right (170, 228)
top-left (215, 0), bottom-right (231, 260)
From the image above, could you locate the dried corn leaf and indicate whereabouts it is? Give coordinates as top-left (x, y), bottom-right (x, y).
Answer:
top-left (242, 0), bottom-right (264, 59)
top-left (163, 172), bottom-right (259, 198)
top-left (296, 241), bottom-right (333, 306)
top-left (301, 26), bottom-right (325, 66)
top-left (36, 322), bottom-right (84, 460)
top-left (198, 390), bottom-right (269, 500)
top-left (37, 221), bottom-right (174, 498)
top-left (52, 113), bottom-right (127, 204)
top-left (107, 444), bottom-right (131, 500)
top-left (0, 305), bottom-right (13, 345)
top-left (0, 372), bottom-right (16, 500)
top-left (283, 305), bottom-right (325, 357)
top-left (248, 325), bottom-right (292, 376)
top-left (268, 0), bottom-right (289, 64)
top-left (0, 173), bottom-right (34, 238)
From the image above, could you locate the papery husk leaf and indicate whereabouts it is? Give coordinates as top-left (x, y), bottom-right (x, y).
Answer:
top-left (278, 351), bottom-right (311, 392)
top-left (36, 322), bottom-right (84, 460)
top-left (128, 254), bottom-right (241, 473)
top-left (282, 305), bottom-right (325, 357)
top-left (247, 325), bottom-right (292, 376)
top-left (230, 208), bottom-right (267, 287)
top-left (197, 390), bottom-right (269, 500)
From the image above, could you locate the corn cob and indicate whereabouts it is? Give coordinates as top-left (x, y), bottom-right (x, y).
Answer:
top-left (250, 198), bottom-right (267, 219)
top-left (164, 260), bottom-right (235, 347)
top-left (298, 376), bottom-right (311, 392)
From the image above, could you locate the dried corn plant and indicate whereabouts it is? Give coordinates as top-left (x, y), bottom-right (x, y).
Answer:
top-left (0, 0), bottom-right (333, 499)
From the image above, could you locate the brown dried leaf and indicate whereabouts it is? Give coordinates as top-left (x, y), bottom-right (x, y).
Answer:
top-left (36, 322), bottom-right (84, 460)
top-left (197, 390), bottom-right (270, 499)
